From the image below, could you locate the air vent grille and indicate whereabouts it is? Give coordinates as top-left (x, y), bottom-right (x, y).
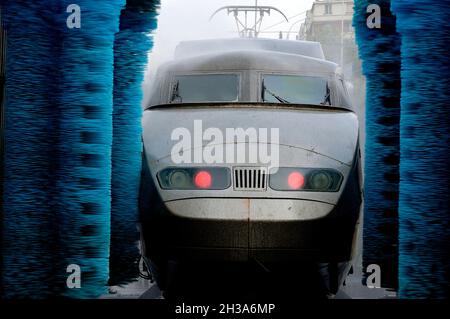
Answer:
top-left (233, 167), bottom-right (267, 191)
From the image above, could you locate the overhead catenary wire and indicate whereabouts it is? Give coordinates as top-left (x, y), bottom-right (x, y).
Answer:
top-left (287, 17), bottom-right (307, 39)
top-left (261, 9), bottom-right (308, 31)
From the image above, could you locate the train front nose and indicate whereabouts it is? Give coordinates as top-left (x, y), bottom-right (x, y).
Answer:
top-left (163, 197), bottom-right (335, 262)
top-left (141, 106), bottom-right (361, 263)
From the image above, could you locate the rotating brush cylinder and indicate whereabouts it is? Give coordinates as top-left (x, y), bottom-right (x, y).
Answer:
top-left (55, 0), bottom-right (124, 298)
top-left (353, 0), bottom-right (401, 291)
top-left (392, 0), bottom-right (450, 299)
top-left (1, 1), bottom-right (61, 299)
top-left (109, 0), bottom-right (160, 286)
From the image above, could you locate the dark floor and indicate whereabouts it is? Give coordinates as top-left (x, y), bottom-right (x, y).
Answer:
top-left (148, 260), bottom-right (330, 301)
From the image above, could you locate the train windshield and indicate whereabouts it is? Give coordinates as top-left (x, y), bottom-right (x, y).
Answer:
top-left (261, 75), bottom-right (331, 106)
top-left (171, 74), bottom-right (239, 103)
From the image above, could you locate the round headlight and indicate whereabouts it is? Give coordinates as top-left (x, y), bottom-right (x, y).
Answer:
top-left (287, 171), bottom-right (305, 190)
top-left (168, 170), bottom-right (190, 188)
top-left (310, 171), bottom-right (332, 191)
top-left (194, 170), bottom-right (212, 189)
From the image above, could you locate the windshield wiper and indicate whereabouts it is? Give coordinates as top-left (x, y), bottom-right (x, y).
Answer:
top-left (320, 83), bottom-right (331, 106)
top-left (262, 80), bottom-right (291, 104)
top-left (170, 81), bottom-right (182, 103)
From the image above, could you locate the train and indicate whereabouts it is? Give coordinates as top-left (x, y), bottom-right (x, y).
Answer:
top-left (139, 38), bottom-right (362, 297)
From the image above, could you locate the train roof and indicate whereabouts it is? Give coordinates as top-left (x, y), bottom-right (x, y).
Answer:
top-left (159, 49), bottom-right (338, 75)
top-left (174, 38), bottom-right (325, 60)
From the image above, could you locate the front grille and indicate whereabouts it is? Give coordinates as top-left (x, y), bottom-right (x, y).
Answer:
top-left (233, 167), bottom-right (267, 191)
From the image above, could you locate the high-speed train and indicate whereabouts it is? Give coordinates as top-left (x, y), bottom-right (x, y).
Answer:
top-left (139, 38), bottom-right (362, 296)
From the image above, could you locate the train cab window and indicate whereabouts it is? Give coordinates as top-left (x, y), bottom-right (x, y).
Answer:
top-left (261, 74), bottom-right (331, 106)
top-left (170, 74), bottom-right (239, 103)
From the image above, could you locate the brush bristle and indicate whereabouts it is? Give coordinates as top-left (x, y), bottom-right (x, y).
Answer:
top-left (109, 0), bottom-right (159, 286)
top-left (2, 1), bottom-right (61, 299)
top-left (2, 0), bottom-right (125, 299)
top-left (392, 0), bottom-right (450, 299)
top-left (55, 0), bottom-right (124, 299)
top-left (353, 0), bottom-right (401, 290)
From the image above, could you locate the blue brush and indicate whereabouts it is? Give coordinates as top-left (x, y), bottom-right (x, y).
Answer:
top-left (54, 0), bottom-right (124, 298)
top-left (110, 0), bottom-right (160, 286)
top-left (1, 0), bottom-right (162, 298)
top-left (353, 0), bottom-right (401, 290)
top-left (1, 1), bottom-right (61, 298)
top-left (392, 0), bottom-right (450, 298)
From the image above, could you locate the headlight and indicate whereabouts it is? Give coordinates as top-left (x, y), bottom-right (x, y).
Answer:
top-left (157, 167), bottom-right (231, 190)
top-left (309, 171), bottom-right (333, 191)
top-left (269, 168), bottom-right (343, 192)
top-left (168, 170), bottom-right (191, 188)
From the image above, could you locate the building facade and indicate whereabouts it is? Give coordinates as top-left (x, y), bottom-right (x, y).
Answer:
top-left (300, 0), bottom-right (358, 80)
top-left (300, 0), bottom-right (364, 143)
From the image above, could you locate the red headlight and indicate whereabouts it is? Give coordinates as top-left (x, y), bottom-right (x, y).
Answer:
top-left (157, 167), bottom-right (230, 190)
top-left (287, 171), bottom-right (305, 190)
top-left (269, 168), bottom-right (343, 192)
top-left (194, 170), bottom-right (212, 189)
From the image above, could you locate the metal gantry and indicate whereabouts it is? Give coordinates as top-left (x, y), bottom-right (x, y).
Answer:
top-left (210, 1), bottom-right (288, 38)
